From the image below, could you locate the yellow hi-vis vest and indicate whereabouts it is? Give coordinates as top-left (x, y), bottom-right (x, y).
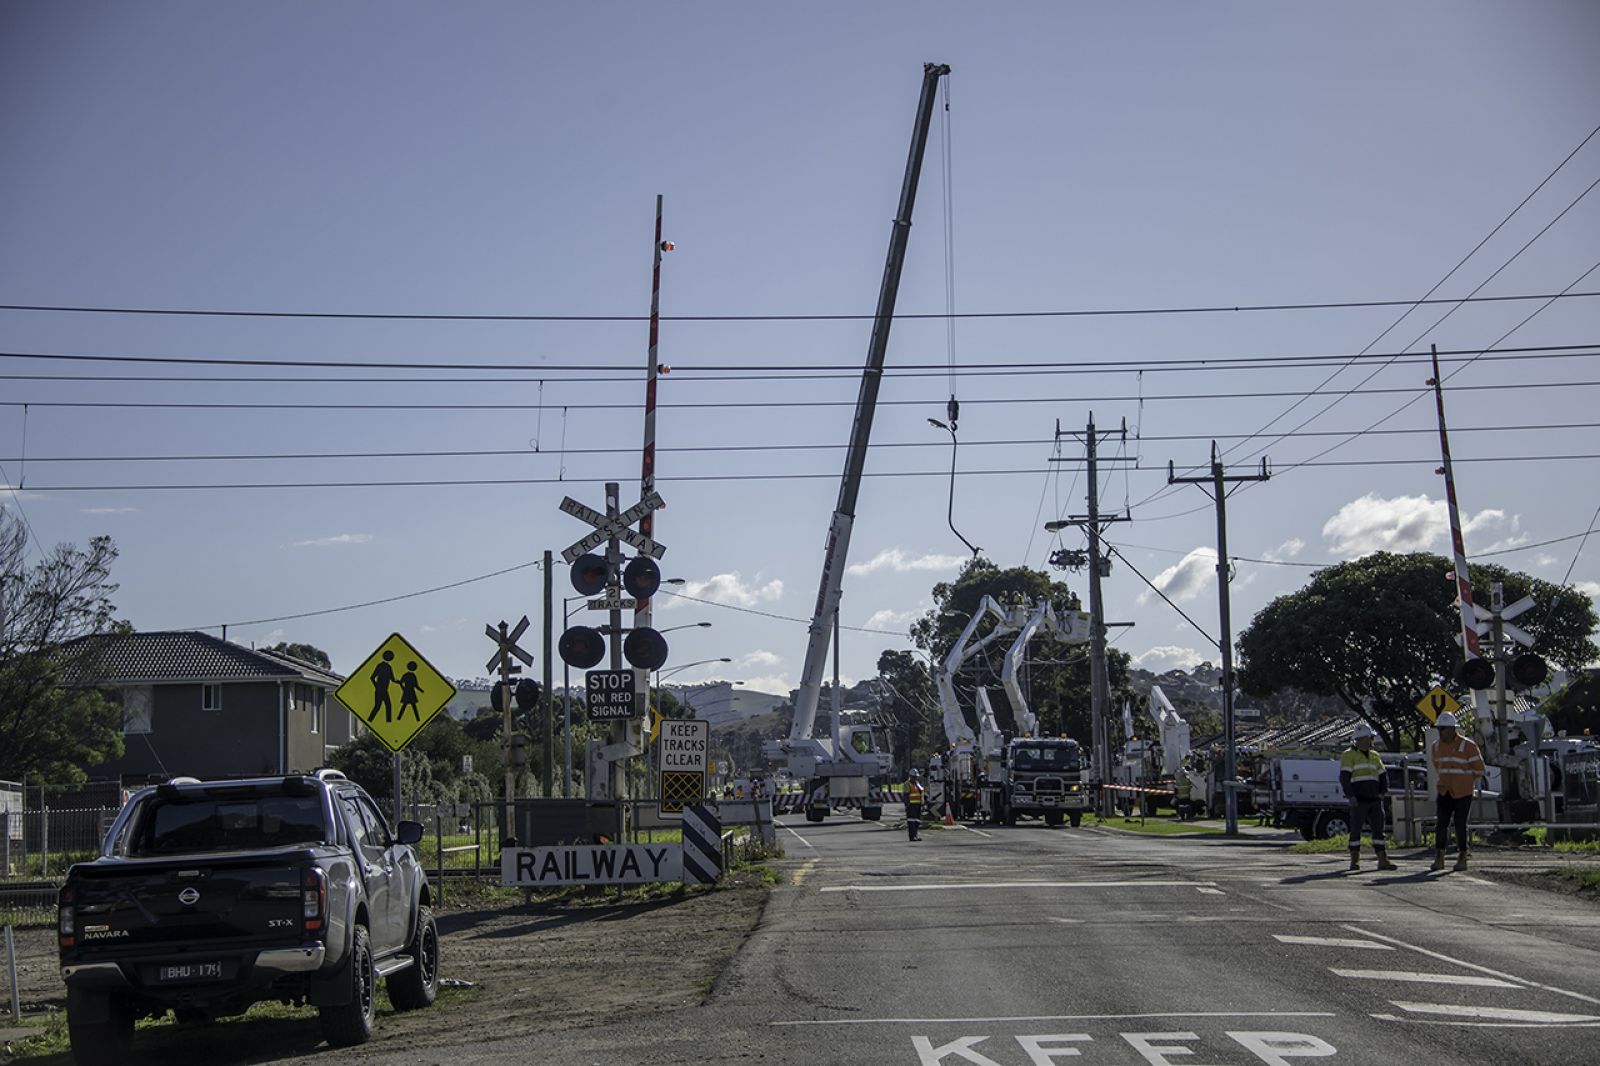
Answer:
top-left (907, 781), bottom-right (925, 803)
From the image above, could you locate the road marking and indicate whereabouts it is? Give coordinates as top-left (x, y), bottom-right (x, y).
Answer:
top-left (791, 859), bottom-right (818, 885)
top-left (777, 822), bottom-right (813, 849)
top-left (1274, 935), bottom-right (1393, 950)
top-left (1456, 875), bottom-right (1494, 885)
top-left (772, 1010), bottom-right (1336, 1027)
top-left (1387, 1001), bottom-right (1600, 1024)
top-left (1331, 968), bottom-right (1518, 988)
top-left (820, 880), bottom-right (1218, 894)
top-left (1196, 886), bottom-right (1225, 895)
top-left (1047, 916), bottom-right (1084, 924)
top-left (957, 824), bottom-right (995, 839)
top-left (1343, 923), bottom-right (1600, 1006)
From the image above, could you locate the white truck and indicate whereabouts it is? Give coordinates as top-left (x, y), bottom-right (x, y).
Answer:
top-left (1259, 754), bottom-right (1429, 839)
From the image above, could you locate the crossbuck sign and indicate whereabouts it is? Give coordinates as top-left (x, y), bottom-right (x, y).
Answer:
top-left (559, 490), bottom-right (666, 562)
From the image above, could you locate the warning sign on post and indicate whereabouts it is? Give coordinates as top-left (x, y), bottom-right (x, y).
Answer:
top-left (658, 718), bottom-right (710, 817)
top-left (334, 633), bottom-right (457, 754)
top-left (586, 669), bottom-right (639, 721)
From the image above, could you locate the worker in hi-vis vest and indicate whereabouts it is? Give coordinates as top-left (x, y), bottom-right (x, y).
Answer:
top-left (1429, 712), bottom-right (1485, 871)
top-left (1339, 722), bottom-right (1397, 872)
top-left (905, 770), bottom-right (925, 841)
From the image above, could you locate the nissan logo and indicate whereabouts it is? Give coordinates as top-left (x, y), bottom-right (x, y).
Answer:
top-left (178, 887), bottom-right (200, 906)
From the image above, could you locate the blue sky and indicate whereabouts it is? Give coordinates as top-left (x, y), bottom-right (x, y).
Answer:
top-left (1, 2), bottom-right (1597, 700)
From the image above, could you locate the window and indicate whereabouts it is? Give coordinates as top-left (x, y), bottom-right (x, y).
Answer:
top-left (121, 686), bottom-right (153, 734)
top-left (130, 795), bottom-right (326, 855)
top-left (202, 684), bottom-right (222, 711)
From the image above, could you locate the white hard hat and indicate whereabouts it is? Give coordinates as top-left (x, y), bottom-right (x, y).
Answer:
top-left (1352, 722), bottom-right (1375, 740)
top-left (1436, 712), bottom-right (1460, 729)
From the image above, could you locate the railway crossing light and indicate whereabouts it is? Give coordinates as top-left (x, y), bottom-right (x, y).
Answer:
top-left (559, 626), bottom-right (606, 669)
top-left (1458, 657), bottom-right (1496, 690)
top-left (624, 627), bottom-right (669, 671)
top-left (623, 556), bottom-right (662, 600)
top-left (1510, 652), bottom-right (1548, 690)
top-left (570, 554), bottom-right (610, 596)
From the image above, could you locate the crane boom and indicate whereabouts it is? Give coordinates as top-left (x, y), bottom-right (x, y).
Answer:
top-left (786, 62), bottom-right (950, 750)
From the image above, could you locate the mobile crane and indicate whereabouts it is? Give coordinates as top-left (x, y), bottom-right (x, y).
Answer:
top-left (762, 63), bottom-right (951, 822)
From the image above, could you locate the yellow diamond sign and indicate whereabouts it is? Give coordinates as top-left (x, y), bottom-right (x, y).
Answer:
top-left (334, 633), bottom-right (458, 753)
top-left (1415, 684), bottom-right (1460, 724)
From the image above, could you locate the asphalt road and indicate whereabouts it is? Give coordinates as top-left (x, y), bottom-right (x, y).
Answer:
top-left (393, 811), bottom-right (1600, 1065)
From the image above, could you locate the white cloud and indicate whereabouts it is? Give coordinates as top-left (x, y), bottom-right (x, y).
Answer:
top-left (1577, 581), bottom-right (1600, 601)
top-left (846, 548), bottom-right (967, 577)
top-left (1321, 494), bottom-right (1524, 559)
top-left (292, 533), bottom-right (374, 548)
top-left (738, 674), bottom-right (794, 697)
top-left (1138, 547), bottom-right (1217, 604)
top-left (1263, 537), bottom-right (1304, 561)
top-left (671, 571), bottom-right (783, 608)
top-left (739, 650), bottom-right (780, 668)
top-left (1134, 645), bottom-right (1206, 673)
top-left (1535, 553), bottom-right (1559, 568)
top-left (863, 608), bottom-right (916, 632)
top-left (1, 485), bottom-right (41, 502)
top-left (81, 506), bottom-right (139, 515)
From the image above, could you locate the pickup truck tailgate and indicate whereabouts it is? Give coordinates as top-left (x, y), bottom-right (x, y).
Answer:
top-left (69, 853), bottom-right (309, 949)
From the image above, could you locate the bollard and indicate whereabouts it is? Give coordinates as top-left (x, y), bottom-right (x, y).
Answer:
top-left (5, 923), bottom-right (19, 1023)
top-left (435, 814), bottom-right (445, 908)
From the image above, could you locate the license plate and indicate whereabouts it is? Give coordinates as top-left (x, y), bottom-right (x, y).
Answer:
top-left (158, 961), bottom-right (223, 982)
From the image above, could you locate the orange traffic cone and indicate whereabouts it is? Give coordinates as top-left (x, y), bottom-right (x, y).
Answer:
top-left (943, 803), bottom-right (954, 827)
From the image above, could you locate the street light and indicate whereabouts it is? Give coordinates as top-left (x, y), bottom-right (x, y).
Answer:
top-left (929, 417), bottom-right (980, 558)
top-left (659, 621), bottom-right (712, 635)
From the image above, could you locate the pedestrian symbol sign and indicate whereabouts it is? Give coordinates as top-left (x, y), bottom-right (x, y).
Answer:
top-left (334, 634), bottom-right (458, 753)
top-left (1416, 684), bottom-right (1460, 724)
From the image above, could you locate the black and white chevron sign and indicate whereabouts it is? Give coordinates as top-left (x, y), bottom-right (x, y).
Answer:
top-left (680, 805), bottom-right (722, 885)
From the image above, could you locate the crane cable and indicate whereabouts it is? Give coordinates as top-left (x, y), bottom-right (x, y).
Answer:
top-left (936, 76), bottom-right (979, 559)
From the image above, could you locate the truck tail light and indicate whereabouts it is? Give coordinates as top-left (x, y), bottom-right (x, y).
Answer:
top-left (58, 884), bottom-right (75, 948)
top-left (302, 867), bottom-right (327, 931)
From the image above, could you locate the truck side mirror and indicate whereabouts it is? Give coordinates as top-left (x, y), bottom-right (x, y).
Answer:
top-left (395, 820), bottom-right (424, 846)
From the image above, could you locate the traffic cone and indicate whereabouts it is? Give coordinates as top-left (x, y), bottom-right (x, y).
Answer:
top-left (943, 803), bottom-right (954, 827)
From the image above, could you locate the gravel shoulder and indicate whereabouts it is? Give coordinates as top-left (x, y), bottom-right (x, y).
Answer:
top-left (2, 871), bottom-right (772, 1064)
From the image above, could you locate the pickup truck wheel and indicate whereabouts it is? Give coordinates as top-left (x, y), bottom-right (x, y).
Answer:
top-left (1316, 810), bottom-right (1352, 840)
top-left (389, 905), bottom-right (440, 1011)
top-left (67, 991), bottom-right (133, 1066)
top-left (320, 924), bottom-right (376, 1047)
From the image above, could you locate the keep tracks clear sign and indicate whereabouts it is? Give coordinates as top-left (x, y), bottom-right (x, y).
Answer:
top-left (658, 718), bottom-right (710, 817)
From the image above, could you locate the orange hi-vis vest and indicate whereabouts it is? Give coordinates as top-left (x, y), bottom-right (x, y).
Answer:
top-left (1432, 734), bottom-right (1486, 800)
top-left (907, 780), bottom-right (925, 804)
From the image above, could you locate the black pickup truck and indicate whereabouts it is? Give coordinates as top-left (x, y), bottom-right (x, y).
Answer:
top-left (57, 770), bottom-right (439, 1064)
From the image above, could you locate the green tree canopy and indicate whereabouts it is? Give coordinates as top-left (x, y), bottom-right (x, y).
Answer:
top-left (264, 641), bottom-right (332, 669)
top-left (1236, 551), bottom-right (1598, 749)
top-left (0, 511), bottom-right (127, 782)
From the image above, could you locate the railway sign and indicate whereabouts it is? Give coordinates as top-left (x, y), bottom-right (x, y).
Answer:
top-left (587, 596), bottom-right (637, 611)
top-left (658, 718), bottom-right (711, 817)
top-left (335, 633), bottom-right (458, 753)
top-left (559, 490), bottom-right (667, 562)
top-left (485, 616), bottom-right (535, 674)
top-left (586, 669), bottom-right (640, 721)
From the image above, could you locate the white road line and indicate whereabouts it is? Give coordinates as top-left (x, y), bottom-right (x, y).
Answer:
top-left (1047, 917), bottom-right (1084, 924)
top-left (1343, 924), bottom-right (1600, 1006)
top-left (957, 824), bottom-right (994, 839)
top-left (1331, 968), bottom-right (1519, 989)
top-left (1274, 935), bottom-right (1393, 950)
top-left (1456, 875), bottom-right (1494, 885)
top-left (772, 1011), bottom-right (1336, 1027)
top-left (777, 822), bottom-right (813, 849)
top-left (1389, 1002), bottom-right (1600, 1024)
top-left (1196, 886), bottom-right (1225, 895)
top-left (819, 880), bottom-right (1218, 894)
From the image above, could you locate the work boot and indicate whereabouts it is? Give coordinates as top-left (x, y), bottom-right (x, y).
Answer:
top-left (1375, 851), bottom-right (1398, 872)
top-left (1348, 848), bottom-right (1361, 872)
top-left (1454, 852), bottom-right (1469, 871)
top-left (1430, 851), bottom-right (1447, 872)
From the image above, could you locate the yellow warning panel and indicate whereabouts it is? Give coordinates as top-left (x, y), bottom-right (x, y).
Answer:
top-left (334, 633), bottom-right (458, 753)
top-left (1415, 684), bottom-right (1460, 724)
top-left (660, 770), bottom-right (705, 814)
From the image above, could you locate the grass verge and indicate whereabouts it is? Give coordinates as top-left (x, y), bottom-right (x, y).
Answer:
top-left (1091, 815), bottom-right (1227, 837)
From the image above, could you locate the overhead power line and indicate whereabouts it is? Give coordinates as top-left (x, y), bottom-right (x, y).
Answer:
top-left (0, 288), bottom-right (1593, 324)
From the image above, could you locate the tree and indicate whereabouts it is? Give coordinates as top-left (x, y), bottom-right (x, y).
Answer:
top-left (908, 558), bottom-right (1133, 744)
top-left (264, 641), bottom-right (332, 669)
top-left (1237, 551), bottom-right (1598, 750)
top-left (875, 649), bottom-right (938, 775)
top-left (0, 511), bottom-right (127, 782)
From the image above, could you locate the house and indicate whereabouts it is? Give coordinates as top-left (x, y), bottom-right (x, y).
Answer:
top-left (59, 631), bottom-right (351, 785)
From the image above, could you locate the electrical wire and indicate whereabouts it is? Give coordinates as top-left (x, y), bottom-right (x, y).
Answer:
top-left (1101, 542), bottom-right (1219, 650)
top-left (1, 288), bottom-right (1592, 323)
top-left (656, 587), bottom-right (908, 638)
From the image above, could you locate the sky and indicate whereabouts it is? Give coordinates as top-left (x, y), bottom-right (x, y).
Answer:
top-left (1, 2), bottom-right (1597, 705)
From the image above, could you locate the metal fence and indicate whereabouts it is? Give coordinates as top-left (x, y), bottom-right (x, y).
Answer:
top-left (1, 808), bottom-right (118, 880)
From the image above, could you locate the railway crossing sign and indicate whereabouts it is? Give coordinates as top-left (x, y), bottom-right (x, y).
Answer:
top-left (485, 616), bottom-right (535, 674)
top-left (559, 490), bottom-right (666, 562)
top-left (1416, 684), bottom-right (1461, 724)
top-left (658, 718), bottom-right (710, 817)
top-left (335, 633), bottom-right (458, 753)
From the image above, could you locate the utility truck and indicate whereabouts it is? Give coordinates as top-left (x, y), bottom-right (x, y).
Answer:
top-left (762, 63), bottom-right (950, 821)
top-left (1113, 686), bottom-right (1192, 815)
top-left (931, 595), bottom-right (1094, 826)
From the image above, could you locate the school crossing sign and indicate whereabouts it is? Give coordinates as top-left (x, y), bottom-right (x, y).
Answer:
top-left (334, 633), bottom-right (458, 753)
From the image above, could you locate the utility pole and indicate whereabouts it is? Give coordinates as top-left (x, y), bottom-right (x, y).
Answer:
top-left (1168, 443), bottom-right (1269, 836)
top-left (542, 549), bottom-right (554, 798)
top-left (1050, 415), bottom-right (1132, 818)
